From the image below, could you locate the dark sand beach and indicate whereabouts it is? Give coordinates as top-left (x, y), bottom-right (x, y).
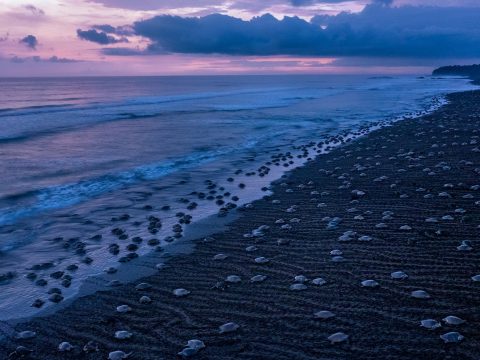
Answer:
top-left (2, 90), bottom-right (480, 359)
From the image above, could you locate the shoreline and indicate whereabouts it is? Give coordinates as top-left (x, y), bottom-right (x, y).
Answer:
top-left (2, 210), bottom-right (240, 327)
top-left (0, 91), bottom-right (445, 324)
top-left (0, 93), bottom-right (445, 324)
top-left (2, 89), bottom-right (480, 359)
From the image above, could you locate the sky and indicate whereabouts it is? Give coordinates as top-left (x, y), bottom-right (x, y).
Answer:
top-left (0, 0), bottom-right (479, 76)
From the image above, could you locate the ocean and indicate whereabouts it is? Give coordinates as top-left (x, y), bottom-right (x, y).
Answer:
top-left (0, 74), bottom-right (475, 320)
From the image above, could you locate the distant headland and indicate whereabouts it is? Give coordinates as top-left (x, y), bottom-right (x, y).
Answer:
top-left (433, 65), bottom-right (480, 84)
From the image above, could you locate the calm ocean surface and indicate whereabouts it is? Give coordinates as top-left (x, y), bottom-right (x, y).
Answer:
top-left (0, 74), bottom-right (475, 319)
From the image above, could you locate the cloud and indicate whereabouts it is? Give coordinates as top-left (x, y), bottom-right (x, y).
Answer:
top-left (88, 0), bottom-right (224, 11)
top-left (10, 56), bottom-right (26, 63)
top-left (134, 14), bottom-right (317, 55)
top-left (9, 55), bottom-right (81, 63)
top-left (92, 24), bottom-right (135, 36)
top-left (85, 0), bottom-right (368, 18)
top-left (24, 5), bottom-right (45, 16)
top-left (311, 3), bottom-right (477, 29)
top-left (77, 29), bottom-right (128, 45)
top-left (101, 47), bottom-right (146, 56)
top-left (287, 0), bottom-right (392, 8)
top-left (289, 0), bottom-right (357, 6)
top-left (130, 4), bottom-right (480, 58)
top-left (47, 56), bottom-right (81, 63)
top-left (19, 35), bottom-right (38, 49)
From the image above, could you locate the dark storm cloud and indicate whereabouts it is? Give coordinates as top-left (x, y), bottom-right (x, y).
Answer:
top-left (19, 35), bottom-right (38, 49)
top-left (77, 29), bottom-right (128, 45)
top-left (134, 14), bottom-right (322, 55)
top-left (131, 3), bottom-right (480, 58)
top-left (311, 2), bottom-right (476, 30)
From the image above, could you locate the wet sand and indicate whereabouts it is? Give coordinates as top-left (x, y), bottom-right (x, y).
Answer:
top-left (2, 90), bottom-right (480, 359)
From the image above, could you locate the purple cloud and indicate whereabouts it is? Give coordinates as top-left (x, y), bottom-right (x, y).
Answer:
top-left (24, 5), bottom-right (45, 16)
top-left (77, 29), bottom-right (128, 45)
top-left (10, 55), bottom-right (81, 63)
top-left (130, 4), bottom-right (480, 58)
top-left (89, 0), bottom-right (223, 11)
top-left (101, 47), bottom-right (147, 56)
top-left (92, 24), bottom-right (135, 36)
top-left (19, 35), bottom-right (38, 49)
top-left (290, 0), bottom-right (361, 6)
